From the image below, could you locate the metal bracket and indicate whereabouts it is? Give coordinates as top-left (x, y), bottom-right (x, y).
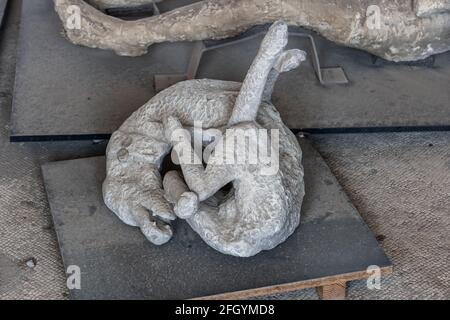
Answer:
top-left (105, 1), bottom-right (160, 18)
top-left (154, 29), bottom-right (348, 92)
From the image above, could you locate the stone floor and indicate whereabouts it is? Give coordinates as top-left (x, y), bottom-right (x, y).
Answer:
top-left (0, 1), bottom-right (449, 300)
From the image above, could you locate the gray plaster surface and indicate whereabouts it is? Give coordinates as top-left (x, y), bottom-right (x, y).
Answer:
top-left (10, 0), bottom-right (450, 141)
top-left (0, 0), bottom-right (449, 300)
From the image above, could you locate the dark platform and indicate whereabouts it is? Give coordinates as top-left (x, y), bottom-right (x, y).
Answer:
top-left (0, 0), bottom-right (7, 28)
top-left (11, 0), bottom-right (450, 142)
top-left (11, 0), bottom-right (196, 141)
top-left (41, 139), bottom-right (391, 300)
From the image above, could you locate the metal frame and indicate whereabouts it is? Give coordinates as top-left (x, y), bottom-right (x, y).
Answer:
top-left (154, 29), bottom-right (349, 92)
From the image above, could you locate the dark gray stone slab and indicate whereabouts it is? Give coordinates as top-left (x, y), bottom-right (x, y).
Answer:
top-left (11, 0), bottom-right (450, 141)
top-left (11, 0), bottom-right (197, 141)
top-left (41, 139), bottom-right (391, 300)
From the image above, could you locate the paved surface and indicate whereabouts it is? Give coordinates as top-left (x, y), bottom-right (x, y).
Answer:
top-left (0, 1), bottom-right (449, 300)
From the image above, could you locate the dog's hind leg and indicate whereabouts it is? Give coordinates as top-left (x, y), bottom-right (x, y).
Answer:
top-left (163, 171), bottom-right (199, 219)
top-left (164, 117), bottom-right (235, 202)
top-left (262, 49), bottom-right (306, 101)
top-left (163, 170), bottom-right (256, 257)
top-left (228, 21), bottom-right (289, 126)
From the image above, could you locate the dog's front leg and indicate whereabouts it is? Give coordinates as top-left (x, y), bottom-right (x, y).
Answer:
top-left (164, 116), bottom-right (235, 202)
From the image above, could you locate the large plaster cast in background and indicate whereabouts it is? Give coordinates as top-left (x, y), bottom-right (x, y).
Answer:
top-left (54, 0), bottom-right (450, 61)
top-left (103, 21), bottom-right (305, 257)
top-left (415, 0), bottom-right (450, 17)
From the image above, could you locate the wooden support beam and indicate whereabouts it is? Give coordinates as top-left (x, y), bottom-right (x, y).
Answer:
top-left (316, 281), bottom-right (347, 300)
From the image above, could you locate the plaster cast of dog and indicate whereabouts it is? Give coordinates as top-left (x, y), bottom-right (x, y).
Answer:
top-left (103, 21), bottom-right (305, 256)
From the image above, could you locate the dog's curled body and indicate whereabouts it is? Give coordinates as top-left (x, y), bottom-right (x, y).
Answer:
top-left (103, 79), bottom-right (304, 256)
top-left (103, 22), bottom-right (305, 256)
